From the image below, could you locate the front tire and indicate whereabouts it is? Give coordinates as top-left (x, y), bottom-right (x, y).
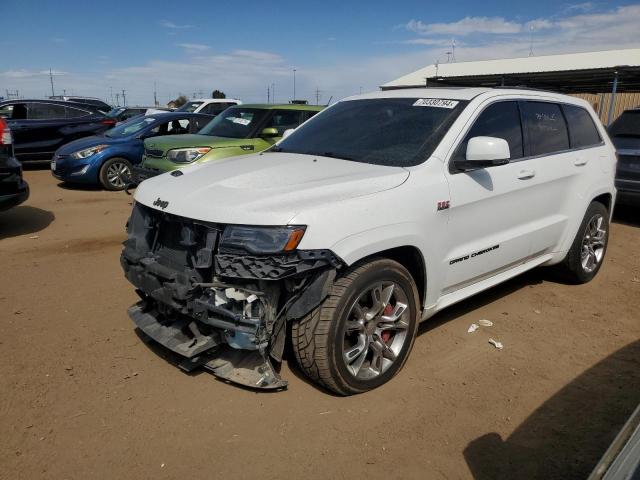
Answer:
top-left (99, 157), bottom-right (133, 191)
top-left (291, 259), bottom-right (420, 395)
top-left (560, 201), bottom-right (610, 283)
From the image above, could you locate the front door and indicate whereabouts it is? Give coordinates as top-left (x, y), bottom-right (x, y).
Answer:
top-left (443, 100), bottom-right (538, 292)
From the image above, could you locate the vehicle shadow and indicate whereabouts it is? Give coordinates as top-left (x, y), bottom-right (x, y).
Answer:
top-left (56, 182), bottom-right (103, 192)
top-left (463, 340), bottom-right (640, 479)
top-left (613, 203), bottom-right (640, 228)
top-left (418, 268), bottom-right (546, 337)
top-left (0, 205), bottom-right (55, 240)
top-left (21, 162), bottom-right (51, 171)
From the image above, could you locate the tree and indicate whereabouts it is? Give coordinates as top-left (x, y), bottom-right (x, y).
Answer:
top-left (173, 95), bottom-right (188, 107)
top-left (211, 89), bottom-right (226, 99)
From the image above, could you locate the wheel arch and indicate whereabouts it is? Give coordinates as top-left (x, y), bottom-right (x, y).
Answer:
top-left (349, 245), bottom-right (427, 309)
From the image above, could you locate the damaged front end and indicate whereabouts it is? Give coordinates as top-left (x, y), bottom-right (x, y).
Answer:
top-left (120, 202), bottom-right (342, 390)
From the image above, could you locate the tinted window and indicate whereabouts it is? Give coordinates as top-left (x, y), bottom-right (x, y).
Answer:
top-left (276, 98), bottom-right (468, 167)
top-left (0, 104), bottom-right (16, 119)
top-left (563, 104), bottom-right (601, 148)
top-left (265, 110), bottom-right (304, 135)
top-left (65, 106), bottom-right (90, 118)
top-left (608, 110), bottom-right (640, 138)
top-left (454, 101), bottom-right (523, 161)
top-left (523, 102), bottom-right (570, 156)
top-left (178, 101), bottom-right (203, 113)
top-left (198, 108), bottom-right (268, 139)
top-left (201, 103), bottom-right (228, 115)
top-left (28, 103), bottom-right (67, 119)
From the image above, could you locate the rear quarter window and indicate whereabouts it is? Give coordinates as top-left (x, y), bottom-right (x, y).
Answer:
top-left (562, 104), bottom-right (601, 148)
top-left (522, 102), bottom-right (570, 156)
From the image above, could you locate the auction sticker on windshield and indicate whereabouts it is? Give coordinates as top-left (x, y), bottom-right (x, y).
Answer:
top-left (413, 98), bottom-right (459, 108)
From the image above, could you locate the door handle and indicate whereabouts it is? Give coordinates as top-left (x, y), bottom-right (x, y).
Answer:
top-left (574, 158), bottom-right (588, 166)
top-left (517, 169), bottom-right (536, 180)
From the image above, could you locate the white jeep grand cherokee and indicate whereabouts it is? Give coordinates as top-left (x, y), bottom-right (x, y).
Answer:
top-left (122, 88), bottom-right (616, 395)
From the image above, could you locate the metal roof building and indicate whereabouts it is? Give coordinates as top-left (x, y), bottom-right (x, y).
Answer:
top-left (381, 48), bottom-right (640, 124)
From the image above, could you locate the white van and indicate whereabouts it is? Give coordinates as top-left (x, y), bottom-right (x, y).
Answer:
top-left (122, 88), bottom-right (616, 394)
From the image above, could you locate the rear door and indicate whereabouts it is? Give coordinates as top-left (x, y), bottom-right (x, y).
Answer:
top-left (11, 102), bottom-right (68, 159)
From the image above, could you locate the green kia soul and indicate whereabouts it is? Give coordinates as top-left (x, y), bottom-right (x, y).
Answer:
top-left (133, 103), bottom-right (323, 180)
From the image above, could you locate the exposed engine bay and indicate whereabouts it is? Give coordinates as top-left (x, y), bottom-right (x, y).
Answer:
top-left (120, 202), bottom-right (342, 389)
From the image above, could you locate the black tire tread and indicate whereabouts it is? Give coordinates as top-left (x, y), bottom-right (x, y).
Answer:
top-left (291, 259), bottom-right (418, 395)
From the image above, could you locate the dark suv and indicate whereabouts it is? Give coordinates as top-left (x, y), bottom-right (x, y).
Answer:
top-left (609, 108), bottom-right (640, 205)
top-left (0, 117), bottom-right (29, 211)
top-left (0, 99), bottom-right (116, 163)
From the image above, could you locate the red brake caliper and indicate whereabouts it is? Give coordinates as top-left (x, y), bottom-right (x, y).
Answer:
top-left (381, 304), bottom-right (394, 343)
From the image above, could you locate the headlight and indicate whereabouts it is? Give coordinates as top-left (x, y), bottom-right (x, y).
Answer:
top-left (167, 147), bottom-right (211, 163)
top-left (71, 144), bottom-right (108, 159)
top-left (220, 225), bottom-right (306, 254)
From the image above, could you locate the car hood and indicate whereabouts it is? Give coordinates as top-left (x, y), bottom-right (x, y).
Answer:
top-left (144, 134), bottom-right (257, 153)
top-left (56, 135), bottom-right (123, 155)
top-left (134, 152), bottom-right (410, 225)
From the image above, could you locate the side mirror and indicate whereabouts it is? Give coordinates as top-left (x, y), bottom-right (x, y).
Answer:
top-left (260, 127), bottom-right (279, 138)
top-left (282, 128), bottom-right (295, 139)
top-left (456, 136), bottom-right (510, 170)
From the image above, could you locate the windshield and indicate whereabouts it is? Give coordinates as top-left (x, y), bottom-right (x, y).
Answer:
top-left (197, 107), bottom-right (268, 138)
top-left (106, 107), bottom-right (126, 118)
top-left (274, 98), bottom-right (468, 167)
top-left (105, 116), bottom-right (157, 138)
top-left (608, 110), bottom-right (640, 137)
top-left (178, 101), bottom-right (203, 112)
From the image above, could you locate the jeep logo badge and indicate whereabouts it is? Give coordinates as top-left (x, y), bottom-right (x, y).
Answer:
top-left (153, 197), bottom-right (169, 210)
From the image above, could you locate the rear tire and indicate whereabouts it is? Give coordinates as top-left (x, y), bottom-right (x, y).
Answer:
top-left (99, 157), bottom-right (133, 191)
top-left (291, 259), bottom-right (420, 395)
top-left (560, 201), bottom-right (609, 284)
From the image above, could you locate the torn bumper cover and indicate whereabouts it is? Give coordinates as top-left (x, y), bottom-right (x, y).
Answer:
top-left (120, 202), bottom-right (342, 390)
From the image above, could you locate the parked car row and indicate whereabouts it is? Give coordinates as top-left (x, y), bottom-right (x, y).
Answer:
top-left (0, 117), bottom-right (29, 211)
top-left (120, 87), bottom-right (619, 394)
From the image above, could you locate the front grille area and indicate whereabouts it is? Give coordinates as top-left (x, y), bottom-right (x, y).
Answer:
top-left (144, 148), bottom-right (164, 158)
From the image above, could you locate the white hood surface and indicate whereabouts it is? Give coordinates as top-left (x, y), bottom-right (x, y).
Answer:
top-left (134, 152), bottom-right (409, 225)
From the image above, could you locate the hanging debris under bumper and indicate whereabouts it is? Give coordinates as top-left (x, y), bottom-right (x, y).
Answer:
top-left (120, 202), bottom-right (342, 390)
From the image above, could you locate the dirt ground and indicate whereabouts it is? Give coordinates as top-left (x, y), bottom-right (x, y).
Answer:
top-left (1, 169), bottom-right (639, 480)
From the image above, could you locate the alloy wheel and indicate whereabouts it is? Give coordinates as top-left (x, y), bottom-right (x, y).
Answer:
top-left (342, 282), bottom-right (410, 380)
top-left (581, 214), bottom-right (607, 273)
top-left (106, 161), bottom-right (131, 189)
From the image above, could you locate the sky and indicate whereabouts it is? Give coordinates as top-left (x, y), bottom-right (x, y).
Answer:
top-left (1, 0), bottom-right (639, 106)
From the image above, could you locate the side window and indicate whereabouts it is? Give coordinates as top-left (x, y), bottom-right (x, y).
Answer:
top-left (522, 102), bottom-right (570, 156)
top-left (190, 117), bottom-right (210, 132)
top-left (203, 103), bottom-right (228, 115)
top-left (0, 104), bottom-right (16, 119)
top-left (28, 103), bottom-right (67, 120)
top-left (65, 107), bottom-right (90, 118)
top-left (562, 104), bottom-right (601, 148)
top-left (453, 101), bottom-right (524, 161)
top-left (265, 110), bottom-right (304, 135)
top-left (167, 119), bottom-right (189, 134)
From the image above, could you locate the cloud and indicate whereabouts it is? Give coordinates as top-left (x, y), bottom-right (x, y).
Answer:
top-left (406, 16), bottom-right (522, 36)
top-left (0, 69), bottom-right (68, 79)
top-left (4, 5), bottom-right (640, 106)
top-left (159, 20), bottom-right (193, 29)
top-left (177, 43), bottom-right (210, 52)
top-left (51, 37), bottom-right (66, 44)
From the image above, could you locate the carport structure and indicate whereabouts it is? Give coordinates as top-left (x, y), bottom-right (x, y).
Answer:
top-left (381, 48), bottom-right (640, 125)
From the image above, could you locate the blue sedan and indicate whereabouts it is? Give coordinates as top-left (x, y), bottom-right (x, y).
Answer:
top-left (51, 112), bottom-right (211, 190)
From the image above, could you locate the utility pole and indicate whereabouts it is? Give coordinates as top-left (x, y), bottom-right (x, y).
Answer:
top-left (49, 68), bottom-right (55, 96)
top-left (528, 26), bottom-right (534, 57)
top-left (293, 69), bottom-right (296, 102)
top-left (267, 85), bottom-right (270, 104)
top-left (115, 93), bottom-right (120, 106)
top-left (153, 82), bottom-right (158, 106)
top-left (272, 83), bottom-right (275, 104)
top-left (359, 86), bottom-right (363, 94)
top-left (121, 89), bottom-right (126, 106)
top-left (315, 87), bottom-right (321, 105)
top-left (110, 86), bottom-right (114, 105)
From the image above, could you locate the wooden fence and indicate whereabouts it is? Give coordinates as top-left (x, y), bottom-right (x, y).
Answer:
top-left (571, 92), bottom-right (640, 124)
